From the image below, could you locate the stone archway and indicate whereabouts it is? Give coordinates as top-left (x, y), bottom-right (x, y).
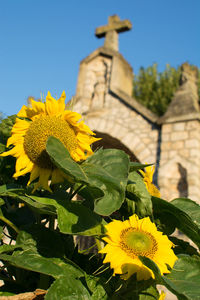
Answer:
top-left (93, 131), bottom-right (139, 162)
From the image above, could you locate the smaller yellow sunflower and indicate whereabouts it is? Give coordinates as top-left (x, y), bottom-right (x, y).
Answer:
top-left (140, 164), bottom-right (160, 197)
top-left (99, 214), bottom-right (177, 281)
top-left (0, 91), bottom-right (100, 191)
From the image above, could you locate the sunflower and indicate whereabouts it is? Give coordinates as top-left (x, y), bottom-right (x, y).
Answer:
top-left (0, 91), bottom-right (99, 191)
top-left (140, 164), bottom-right (161, 197)
top-left (99, 214), bottom-right (177, 281)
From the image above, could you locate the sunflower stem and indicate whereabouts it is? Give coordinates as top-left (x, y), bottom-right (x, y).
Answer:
top-left (0, 216), bottom-right (19, 234)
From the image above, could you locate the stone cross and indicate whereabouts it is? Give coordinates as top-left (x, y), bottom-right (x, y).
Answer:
top-left (95, 15), bottom-right (132, 51)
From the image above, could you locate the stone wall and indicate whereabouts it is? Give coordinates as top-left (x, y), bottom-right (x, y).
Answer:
top-left (74, 92), bottom-right (159, 165)
top-left (159, 120), bottom-right (200, 202)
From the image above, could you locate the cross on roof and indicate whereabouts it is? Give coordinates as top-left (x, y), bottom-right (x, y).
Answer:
top-left (95, 15), bottom-right (132, 51)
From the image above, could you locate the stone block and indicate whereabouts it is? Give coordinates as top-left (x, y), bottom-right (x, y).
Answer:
top-left (139, 148), bottom-right (151, 160)
top-left (142, 137), bottom-right (151, 144)
top-left (185, 139), bottom-right (200, 148)
top-left (171, 141), bottom-right (184, 150)
top-left (121, 132), bottom-right (135, 145)
top-left (190, 148), bottom-right (200, 158)
top-left (128, 135), bottom-right (141, 150)
top-left (161, 142), bottom-right (172, 151)
top-left (188, 176), bottom-right (200, 186)
top-left (179, 149), bottom-right (189, 158)
top-left (169, 150), bottom-right (177, 159)
top-left (189, 130), bottom-right (200, 139)
top-left (162, 124), bottom-right (172, 133)
top-left (171, 131), bottom-right (188, 141)
top-left (186, 120), bottom-right (200, 130)
top-left (173, 122), bottom-right (185, 131)
top-left (162, 133), bottom-right (170, 142)
top-left (160, 151), bottom-right (169, 161)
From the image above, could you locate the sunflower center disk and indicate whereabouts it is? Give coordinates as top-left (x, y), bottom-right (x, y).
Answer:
top-left (24, 116), bottom-right (78, 168)
top-left (120, 228), bottom-right (158, 258)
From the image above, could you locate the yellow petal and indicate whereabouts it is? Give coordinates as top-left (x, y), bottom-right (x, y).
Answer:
top-left (11, 118), bottom-right (30, 135)
top-left (29, 99), bottom-right (45, 115)
top-left (15, 154), bottom-right (31, 173)
top-left (63, 110), bottom-right (82, 126)
top-left (36, 168), bottom-right (52, 192)
top-left (51, 169), bottom-right (65, 184)
top-left (13, 160), bottom-right (33, 178)
top-left (0, 145), bottom-right (24, 158)
top-left (76, 120), bottom-right (94, 135)
top-left (28, 165), bottom-right (40, 185)
top-left (7, 135), bottom-right (24, 147)
top-left (45, 92), bottom-right (59, 116)
top-left (57, 91), bottom-right (66, 113)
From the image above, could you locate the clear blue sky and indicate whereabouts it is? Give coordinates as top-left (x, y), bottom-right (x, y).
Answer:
top-left (0, 0), bottom-right (200, 117)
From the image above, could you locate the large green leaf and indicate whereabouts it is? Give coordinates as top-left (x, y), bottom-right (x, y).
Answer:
top-left (152, 197), bottom-right (200, 248)
top-left (45, 276), bottom-right (91, 300)
top-left (0, 185), bottom-right (56, 215)
top-left (140, 255), bottom-right (200, 300)
top-left (46, 137), bottom-right (130, 216)
top-left (166, 255), bottom-right (200, 300)
top-left (171, 198), bottom-right (200, 228)
top-left (27, 195), bottom-right (104, 235)
top-left (126, 171), bottom-right (152, 217)
top-left (16, 225), bottom-right (65, 258)
top-left (0, 230), bottom-right (83, 280)
top-left (0, 250), bottom-right (67, 278)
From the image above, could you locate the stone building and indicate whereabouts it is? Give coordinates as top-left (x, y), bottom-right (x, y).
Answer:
top-left (73, 15), bottom-right (200, 204)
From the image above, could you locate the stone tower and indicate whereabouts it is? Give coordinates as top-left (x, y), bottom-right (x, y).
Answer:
top-left (73, 16), bottom-right (200, 204)
top-left (158, 63), bottom-right (200, 202)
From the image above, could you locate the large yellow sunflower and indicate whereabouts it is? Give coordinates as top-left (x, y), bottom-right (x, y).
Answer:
top-left (140, 164), bottom-right (161, 197)
top-left (99, 214), bottom-right (177, 281)
top-left (0, 91), bottom-right (99, 191)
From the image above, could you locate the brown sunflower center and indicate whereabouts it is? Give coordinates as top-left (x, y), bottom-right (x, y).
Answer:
top-left (23, 115), bottom-right (78, 168)
top-left (119, 227), bottom-right (158, 259)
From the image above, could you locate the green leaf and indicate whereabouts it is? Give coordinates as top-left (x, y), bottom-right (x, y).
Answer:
top-left (1, 228), bottom-right (83, 280)
top-left (0, 184), bottom-right (24, 195)
top-left (45, 276), bottom-right (91, 300)
top-left (82, 149), bottom-right (129, 215)
top-left (46, 137), bottom-right (130, 216)
top-left (0, 187), bottom-right (57, 215)
top-left (26, 194), bottom-right (104, 235)
top-left (85, 274), bottom-right (108, 299)
top-left (0, 197), bottom-right (5, 206)
top-left (166, 255), bottom-right (200, 300)
top-left (139, 285), bottom-right (159, 300)
top-left (129, 162), bottom-right (152, 172)
top-left (140, 255), bottom-right (200, 300)
top-left (16, 225), bottom-right (66, 258)
top-left (0, 244), bottom-right (22, 254)
top-left (126, 171), bottom-right (152, 217)
top-left (0, 250), bottom-right (65, 278)
top-left (171, 198), bottom-right (200, 228)
top-left (46, 136), bottom-right (89, 182)
top-left (152, 197), bottom-right (200, 248)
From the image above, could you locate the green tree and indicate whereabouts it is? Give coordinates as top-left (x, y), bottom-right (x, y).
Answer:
top-left (133, 64), bottom-right (200, 116)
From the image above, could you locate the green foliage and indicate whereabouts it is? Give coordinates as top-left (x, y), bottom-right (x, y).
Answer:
top-left (133, 64), bottom-right (200, 116)
top-left (140, 255), bottom-right (200, 300)
top-left (0, 115), bottom-right (16, 184)
top-left (0, 128), bottom-right (200, 299)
